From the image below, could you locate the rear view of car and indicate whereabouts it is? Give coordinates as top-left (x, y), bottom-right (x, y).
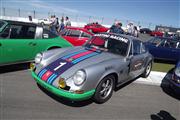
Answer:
top-left (84, 23), bottom-right (109, 33)
top-left (0, 20), bottom-right (72, 66)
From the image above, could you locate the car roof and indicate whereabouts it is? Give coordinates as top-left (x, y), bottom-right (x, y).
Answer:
top-left (0, 19), bottom-right (41, 27)
top-left (65, 26), bottom-right (94, 35)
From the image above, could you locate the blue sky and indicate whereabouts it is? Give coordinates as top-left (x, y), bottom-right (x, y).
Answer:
top-left (1, 0), bottom-right (179, 28)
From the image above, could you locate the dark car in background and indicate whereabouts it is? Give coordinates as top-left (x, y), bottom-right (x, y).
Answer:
top-left (140, 28), bottom-right (152, 34)
top-left (84, 23), bottom-right (109, 33)
top-left (145, 37), bottom-right (180, 62)
top-left (169, 61), bottom-right (180, 94)
top-left (60, 27), bottom-right (93, 46)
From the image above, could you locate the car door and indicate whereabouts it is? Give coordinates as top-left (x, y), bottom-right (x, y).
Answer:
top-left (129, 40), bottom-right (146, 78)
top-left (146, 37), bottom-right (165, 59)
top-left (0, 23), bottom-right (37, 64)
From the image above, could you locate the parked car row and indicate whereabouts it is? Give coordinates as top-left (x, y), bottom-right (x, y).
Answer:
top-left (0, 19), bottom-right (179, 103)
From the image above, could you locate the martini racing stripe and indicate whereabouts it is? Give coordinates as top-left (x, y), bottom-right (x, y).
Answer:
top-left (41, 70), bottom-right (53, 81)
top-left (38, 48), bottom-right (101, 85)
top-left (72, 52), bottom-right (99, 64)
top-left (38, 69), bottom-right (47, 78)
top-left (62, 49), bottom-right (87, 60)
top-left (47, 74), bottom-right (58, 84)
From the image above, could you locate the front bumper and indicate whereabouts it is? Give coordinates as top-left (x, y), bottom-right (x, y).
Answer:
top-left (31, 70), bottom-right (95, 101)
top-left (168, 79), bottom-right (180, 94)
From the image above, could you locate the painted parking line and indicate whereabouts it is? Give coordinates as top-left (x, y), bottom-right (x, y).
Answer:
top-left (134, 71), bottom-right (168, 86)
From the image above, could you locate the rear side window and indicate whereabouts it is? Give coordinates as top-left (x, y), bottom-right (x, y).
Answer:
top-left (141, 43), bottom-right (147, 53)
top-left (67, 30), bottom-right (81, 37)
top-left (133, 40), bottom-right (141, 55)
top-left (81, 32), bottom-right (91, 38)
top-left (9, 24), bottom-right (36, 39)
top-left (43, 29), bottom-right (58, 39)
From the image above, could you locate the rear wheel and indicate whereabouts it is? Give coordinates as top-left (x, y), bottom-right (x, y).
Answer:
top-left (142, 61), bottom-right (152, 78)
top-left (93, 75), bottom-right (115, 104)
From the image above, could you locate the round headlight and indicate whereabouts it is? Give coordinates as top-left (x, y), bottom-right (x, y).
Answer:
top-left (175, 67), bottom-right (180, 77)
top-left (35, 53), bottom-right (43, 64)
top-left (73, 70), bottom-right (86, 86)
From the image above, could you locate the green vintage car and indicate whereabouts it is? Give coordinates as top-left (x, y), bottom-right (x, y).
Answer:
top-left (0, 20), bottom-right (72, 66)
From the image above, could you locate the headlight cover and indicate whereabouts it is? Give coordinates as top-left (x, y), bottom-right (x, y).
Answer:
top-left (73, 70), bottom-right (86, 86)
top-left (175, 67), bottom-right (180, 77)
top-left (35, 53), bottom-right (43, 64)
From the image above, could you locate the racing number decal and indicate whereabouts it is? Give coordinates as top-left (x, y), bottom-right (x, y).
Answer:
top-left (54, 62), bottom-right (67, 71)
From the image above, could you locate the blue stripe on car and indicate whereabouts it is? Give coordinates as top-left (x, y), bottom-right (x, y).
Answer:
top-left (38, 69), bottom-right (47, 78)
top-left (48, 74), bottom-right (58, 85)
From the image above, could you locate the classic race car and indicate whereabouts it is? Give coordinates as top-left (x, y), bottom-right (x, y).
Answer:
top-left (0, 20), bottom-right (72, 66)
top-left (169, 61), bottom-right (180, 94)
top-left (84, 23), bottom-right (109, 33)
top-left (60, 27), bottom-right (93, 46)
top-left (31, 33), bottom-right (153, 103)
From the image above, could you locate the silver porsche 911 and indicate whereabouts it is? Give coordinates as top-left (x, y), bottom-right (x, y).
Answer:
top-left (30, 33), bottom-right (153, 103)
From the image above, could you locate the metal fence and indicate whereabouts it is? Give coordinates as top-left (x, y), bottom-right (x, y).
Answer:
top-left (0, 7), bottom-right (164, 29)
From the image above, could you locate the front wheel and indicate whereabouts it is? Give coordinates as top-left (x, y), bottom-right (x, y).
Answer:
top-left (141, 61), bottom-right (152, 78)
top-left (93, 75), bottom-right (115, 104)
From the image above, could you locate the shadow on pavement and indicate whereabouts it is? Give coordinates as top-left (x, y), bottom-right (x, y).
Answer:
top-left (160, 68), bottom-right (180, 101)
top-left (114, 77), bottom-right (139, 92)
top-left (0, 63), bottom-right (29, 74)
top-left (37, 83), bottom-right (94, 107)
top-left (150, 110), bottom-right (177, 120)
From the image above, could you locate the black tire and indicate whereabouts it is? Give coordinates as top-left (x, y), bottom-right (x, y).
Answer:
top-left (93, 75), bottom-right (115, 104)
top-left (141, 61), bottom-right (152, 78)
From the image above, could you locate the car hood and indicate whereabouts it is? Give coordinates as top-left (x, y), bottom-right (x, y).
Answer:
top-left (36, 46), bottom-right (124, 83)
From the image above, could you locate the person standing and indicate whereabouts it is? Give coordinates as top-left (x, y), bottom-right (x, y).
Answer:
top-left (59, 17), bottom-right (65, 32)
top-left (50, 15), bottom-right (57, 34)
top-left (65, 16), bottom-right (71, 27)
top-left (109, 21), bottom-right (124, 34)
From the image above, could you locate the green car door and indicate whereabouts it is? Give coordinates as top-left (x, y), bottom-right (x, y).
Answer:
top-left (0, 23), bottom-right (38, 64)
top-left (0, 20), bottom-right (72, 65)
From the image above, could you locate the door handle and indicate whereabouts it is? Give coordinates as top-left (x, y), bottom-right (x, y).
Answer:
top-left (28, 42), bottom-right (36, 46)
top-left (32, 43), bottom-right (37, 46)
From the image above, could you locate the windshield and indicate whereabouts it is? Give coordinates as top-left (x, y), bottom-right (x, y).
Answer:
top-left (85, 34), bottom-right (130, 56)
top-left (148, 37), bottom-right (164, 46)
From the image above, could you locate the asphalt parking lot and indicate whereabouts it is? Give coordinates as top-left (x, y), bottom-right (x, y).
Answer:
top-left (0, 64), bottom-right (179, 120)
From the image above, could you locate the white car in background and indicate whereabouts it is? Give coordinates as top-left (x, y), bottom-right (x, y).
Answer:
top-left (38, 18), bottom-right (51, 25)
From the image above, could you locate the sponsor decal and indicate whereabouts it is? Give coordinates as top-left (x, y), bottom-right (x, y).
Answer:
top-left (38, 48), bottom-right (101, 85)
top-left (94, 33), bottom-right (129, 43)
